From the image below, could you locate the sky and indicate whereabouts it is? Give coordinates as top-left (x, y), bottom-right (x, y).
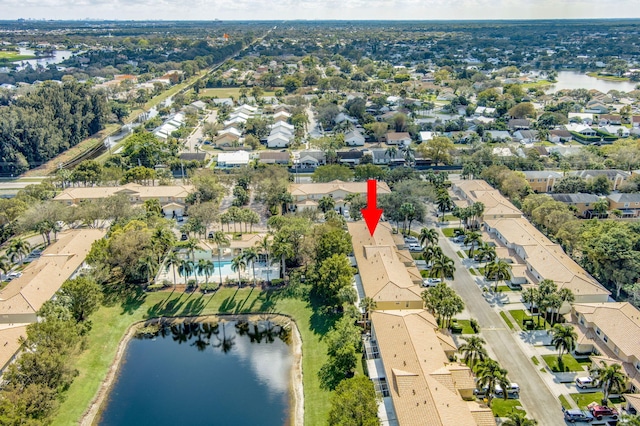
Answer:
top-left (3, 0), bottom-right (640, 21)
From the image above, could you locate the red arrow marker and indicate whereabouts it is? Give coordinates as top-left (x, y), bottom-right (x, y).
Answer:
top-left (361, 179), bottom-right (384, 236)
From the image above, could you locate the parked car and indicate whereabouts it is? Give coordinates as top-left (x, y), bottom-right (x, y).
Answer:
top-left (408, 243), bottom-right (423, 252)
top-left (494, 383), bottom-right (520, 397)
top-left (422, 278), bottom-right (442, 287)
top-left (588, 405), bottom-right (618, 420)
top-left (180, 233), bottom-right (188, 241)
top-left (452, 235), bottom-right (466, 243)
top-left (575, 376), bottom-right (599, 389)
top-left (207, 231), bottom-right (214, 239)
top-left (563, 408), bottom-right (595, 423)
top-left (473, 386), bottom-right (489, 397)
top-left (404, 236), bottom-right (419, 244)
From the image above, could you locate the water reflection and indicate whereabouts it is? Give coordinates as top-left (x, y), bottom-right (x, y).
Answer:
top-left (99, 319), bottom-right (292, 426)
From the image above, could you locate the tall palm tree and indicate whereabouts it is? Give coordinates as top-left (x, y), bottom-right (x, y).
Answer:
top-left (419, 228), bottom-right (438, 248)
top-left (359, 297), bottom-right (377, 331)
top-left (591, 361), bottom-right (628, 406)
top-left (242, 248), bottom-right (259, 286)
top-left (151, 227), bottom-right (176, 264)
top-left (139, 252), bottom-right (159, 284)
top-left (164, 250), bottom-right (181, 289)
top-left (436, 191), bottom-right (453, 220)
top-left (209, 231), bottom-right (230, 286)
top-left (464, 231), bottom-right (482, 257)
top-left (475, 358), bottom-right (510, 407)
top-left (182, 237), bottom-right (203, 262)
top-left (486, 259), bottom-right (512, 292)
top-left (256, 235), bottom-right (272, 283)
top-left (555, 288), bottom-right (575, 324)
top-left (502, 413), bottom-right (538, 426)
top-left (231, 254), bottom-right (247, 286)
top-left (458, 336), bottom-right (488, 371)
top-left (430, 254), bottom-right (456, 282)
top-left (549, 323), bottom-right (578, 362)
top-left (197, 259), bottom-right (215, 288)
top-left (7, 238), bottom-right (31, 264)
top-left (422, 245), bottom-right (442, 269)
top-left (522, 287), bottom-right (540, 324)
top-left (399, 202), bottom-right (415, 235)
top-left (385, 146), bottom-right (398, 162)
top-left (476, 242), bottom-right (496, 270)
top-left (178, 259), bottom-right (194, 287)
top-left (271, 235), bottom-right (293, 279)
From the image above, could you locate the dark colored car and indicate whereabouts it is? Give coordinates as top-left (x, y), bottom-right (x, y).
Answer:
top-left (588, 405), bottom-right (618, 420)
top-left (180, 233), bottom-right (188, 241)
top-left (563, 408), bottom-right (594, 423)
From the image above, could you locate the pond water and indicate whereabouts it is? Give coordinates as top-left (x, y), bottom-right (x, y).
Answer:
top-left (546, 71), bottom-right (638, 93)
top-left (99, 320), bottom-right (292, 426)
top-left (15, 48), bottom-right (74, 70)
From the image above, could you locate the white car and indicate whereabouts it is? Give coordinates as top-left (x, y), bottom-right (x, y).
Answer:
top-left (495, 383), bottom-right (520, 397)
top-left (408, 244), bottom-right (422, 252)
top-left (422, 278), bottom-right (442, 287)
top-left (575, 376), bottom-right (598, 389)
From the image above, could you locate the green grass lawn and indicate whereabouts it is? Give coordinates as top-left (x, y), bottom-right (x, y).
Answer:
top-left (456, 251), bottom-right (464, 258)
top-left (586, 72), bottom-right (630, 82)
top-left (559, 394), bottom-right (572, 410)
top-left (542, 354), bottom-right (587, 372)
top-left (570, 392), bottom-right (625, 409)
top-left (499, 311), bottom-right (514, 330)
top-left (0, 51), bottom-right (36, 61)
top-left (497, 285), bottom-right (515, 292)
top-left (509, 309), bottom-right (549, 330)
top-left (531, 356), bottom-right (540, 366)
top-left (520, 80), bottom-right (552, 89)
top-left (52, 288), bottom-right (336, 426)
top-left (469, 269), bottom-right (477, 276)
top-left (442, 214), bottom-right (457, 222)
top-left (451, 319), bottom-right (476, 334)
top-left (200, 87), bottom-right (279, 99)
top-left (411, 252), bottom-right (423, 260)
top-left (491, 398), bottom-right (526, 417)
top-left (441, 228), bottom-right (460, 238)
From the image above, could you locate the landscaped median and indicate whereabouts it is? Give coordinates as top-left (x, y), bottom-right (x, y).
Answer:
top-left (52, 288), bottom-right (335, 426)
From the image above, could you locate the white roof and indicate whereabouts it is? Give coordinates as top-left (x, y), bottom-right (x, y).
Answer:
top-left (218, 150), bottom-right (250, 165)
top-left (420, 131), bottom-right (434, 142)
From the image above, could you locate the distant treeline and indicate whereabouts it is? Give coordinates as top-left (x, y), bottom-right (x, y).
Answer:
top-left (0, 81), bottom-right (109, 174)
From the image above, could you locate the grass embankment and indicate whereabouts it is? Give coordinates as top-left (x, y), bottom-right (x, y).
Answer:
top-left (508, 309), bottom-right (549, 330)
top-left (0, 51), bottom-right (37, 61)
top-left (559, 394), bottom-right (572, 410)
top-left (586, 72), bottom-right (630, 82)
top-left (21, 124), bottom-right (120, 177)
top-left (499, 311), bottom-right (514, 330)
top-left (542, 354), bottom-right (590, 372)
top-left (442, 228), bottom-right (457, 238)
top-left (53, 287), bottom-right (336, 426)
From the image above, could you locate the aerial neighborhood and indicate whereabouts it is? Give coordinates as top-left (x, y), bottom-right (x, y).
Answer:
top-left (1, 17), bottom-right (640, 426)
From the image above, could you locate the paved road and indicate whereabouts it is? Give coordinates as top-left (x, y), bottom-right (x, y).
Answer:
top-left (435, 223), bottom-right (564, 425)
top-left (183, 110), bottom-right (218, 153)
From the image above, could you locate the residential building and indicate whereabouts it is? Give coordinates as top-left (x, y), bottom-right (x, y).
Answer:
top-left (258, 151), bottom-right (290, 165)
top-left (513, 129), bottom-right (538, 144)
top-left (564, 123), bottom-right (597, 136)
top-left (344, 129), bottom-right (365, 146)
top-left (571, 169), bottom-right (630, 191)
top-left (385, 132), bottom-right (412, 146)
top-left (600, 125), bottom-right (630, 137)
top-left (570, 302), bottom-right (640, 392)
top-left (0, 229), bottom-right (106, 371)
top-left (522, 171), bottom-right (563, 193)
top-left (419, 131), bottom-right (435, 142)
top-left (548, 129), bottom-right (573, 143)
top-left (54, 183), bottom-right (194, 217)
top-left (337, 150), bottom-right (364, 166)
top-left (550, 193), bottom-right (602, 218)
top-left (366, 147), bottom-right (405, 166)
top-left (607, 193), bottom-right (640, 217)
top-left (267, 132), bottom-right (292, 148)
top-left (451, 180), bottom-right (522, 220)
top-left (485, 130), bottom-right (511, 141)
top-left (508, 119), bottom-right (531, 131)
top-left (289, 180), bottom-right (391, 213)
top-left (217, 150), bottom-right (251, 168)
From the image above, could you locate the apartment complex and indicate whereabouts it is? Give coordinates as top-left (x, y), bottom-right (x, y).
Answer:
top-left (522, 171), bottom-right (563, 193)
top-left (289, 180), bottom-right (391, 213)
top-left (0, 229), bottom-right (106, 371)
top-left (347, 222), bottom-right (495, 426)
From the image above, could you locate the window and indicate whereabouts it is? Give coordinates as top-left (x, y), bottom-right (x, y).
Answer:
top-left (579, 316), bottom-right (585, 325)
top-left (603, 335), bottom-right (608, 343)
top-left (596, 328), bottom-right (601, 336)
top-left (614, 346), bottom-right (619, 355)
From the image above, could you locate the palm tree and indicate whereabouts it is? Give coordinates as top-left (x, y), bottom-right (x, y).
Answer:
top-left (502, 412), bottom-right (538, 426)
top-left (458, 336), bottom-right (488, 371)
top-left (385, 146), bottom-right (398, 162)
top-left (164, 250), bottom-right (181, 289)
top-left (318, 196), bottom-right (335, 214)
top-left (242, 248), bottom-right (259, 286)
top-left (178, 259), bottom-right (194, 287)
top-left (522, 287), bottom-right (540, 324)
top-left (549, 324), bottom-right (577, 363)
top-left (419, 228), bottom-right (438, 248)
top-left (0, 254), bottom-right (11, 278)
top-left (436, 191), bottom-right (453, 220)
top-left (592, 198), bottom-right (609, 219)
top-left (7, 238), bottom-right (31, 264)
top-left (475, 358), bottom-right (510, 407)
top-left (399, 202), bottom-right (415, 235)
top-left (464, 231), bottom-right (482, 257)
top-left (197, 259), bottom-right (215, 288)
top-left (139, 252), bottom-right (158, 284)
top-left (182, 237), bottom-right (203, 262)
top-left (555, 288), bottom-right (575, 324)
top-left (359, 297), bottom-right (377, 331)
top-left (271, 235), bottom-right (293, 279)
top-left (231, 254), bottom-right (247, 286)
top-left (476, 242), bottom-right (496, 270)
top-left (209, 231), bottom-right (230, 286)
top-left (486, 259), bottom-right (512, 292)
top-left (591, 361), bottom-right (628, 406)
top-left (430, 254), bottom-right (456, 282)
top-left (621, 414), bottom-right (640, 425)
top-left (256, 235), bottom-right (272, 284)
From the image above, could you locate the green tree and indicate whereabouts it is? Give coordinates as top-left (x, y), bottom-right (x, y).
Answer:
top-left (419, 228), bottom-right (438, 248)
top-left (242, 248), bottom-right (259, 285)
top-left (475, 358), bottom-right (510, 407)
top-left (7, 237), bottom-right (31, 264)
top-left (458, 336), bottom-right (488, 370)
top-left (164, 250), bottom-right (181, 289)
top-left (430, 254), bottom-right (456, 283)
top-left (417, 136), bottom-right (455, 165)
top-left (197, 259), bottom-right (215, 288)
top-left (178, 259), bottom-right (194, 284)
top-left (502, 412), bottom-right (538, 426)
top-left (59, 277), bottom-right (103, 322)
top-left (508, 102), bottom-right (536, 119)
top-left (312, 165), bottom-right (354, 182)
top-left (464, 231), bottom-right (482, 257)
top-left (231, 254), bottom-right (247, 285)
top-left (359, 297), bottom-right (377, 331)
top-left (591, 361), bottom-right (628, 406)
top-left (318, 196), bottom-right (336, 214)
top-left (328, 375), bottom-right (380, 426)
top-left (486, 259), bottom-right (512, 292)
top-left (549, 324), bottom-right (577, 363)
top-left (316, 254), bottom-right (354, 306)
top-left (209, 231), bottom-right (230, 286)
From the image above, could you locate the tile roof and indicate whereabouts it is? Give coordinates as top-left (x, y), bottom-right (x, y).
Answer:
top-left (290, 180), bottom-right (391, 197)
top-left (453, 180), bottom-right (522, 218)
top-left (0, 325), bottom-right (28, 371)
top-left (53, 184), bottom-right (194, 202)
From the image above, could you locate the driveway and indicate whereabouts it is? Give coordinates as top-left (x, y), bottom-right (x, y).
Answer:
top-left (436, 226), bottom-right (564, 425)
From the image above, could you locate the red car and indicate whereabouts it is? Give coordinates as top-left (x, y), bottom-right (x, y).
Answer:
top-left (588, 404), bottom-right (619, 420)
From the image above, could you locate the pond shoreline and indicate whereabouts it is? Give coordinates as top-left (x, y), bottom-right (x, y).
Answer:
top-left (79, 314), bottom-right (304, 426)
